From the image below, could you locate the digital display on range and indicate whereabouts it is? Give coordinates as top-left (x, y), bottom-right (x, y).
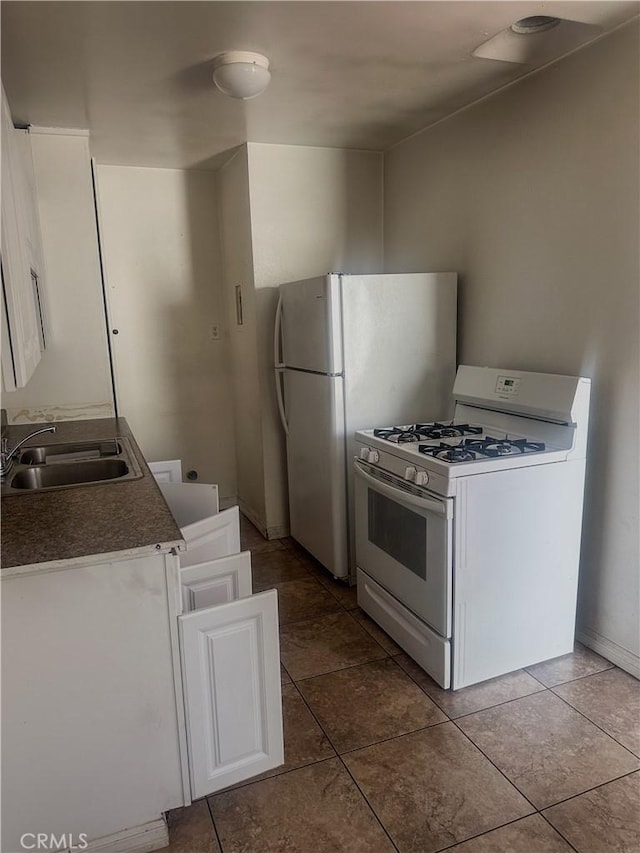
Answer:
top-left (496, 375), bottom-right (521, 396)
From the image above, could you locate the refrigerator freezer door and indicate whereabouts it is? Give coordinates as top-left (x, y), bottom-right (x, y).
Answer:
top-left (279, 275), bottom-right (343, 374)
top-left (283, 369), bottom-right (348, 578)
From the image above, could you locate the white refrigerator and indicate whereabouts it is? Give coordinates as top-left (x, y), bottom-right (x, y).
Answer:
top-left (274, 272), bottom-right (457, 581)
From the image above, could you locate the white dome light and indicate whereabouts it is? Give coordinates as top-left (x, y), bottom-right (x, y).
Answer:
top-left (212, 51), bottom-right (271, 100)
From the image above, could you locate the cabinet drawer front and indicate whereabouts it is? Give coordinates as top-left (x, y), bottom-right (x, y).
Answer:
top-left (179, 589), bottom-right (284, 799)
top-left (159, 481), bottom-right (220, 526)
top-left (180, 505), bottom-right (240, 568)
top-left (181, 551), bottom-right (252, 612)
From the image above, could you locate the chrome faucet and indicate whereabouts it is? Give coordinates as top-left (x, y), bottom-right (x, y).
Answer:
top-left (0, 425), bottom-right (56, 479)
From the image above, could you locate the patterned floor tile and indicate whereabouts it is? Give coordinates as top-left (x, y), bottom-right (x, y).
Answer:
top-left (395, 653), bottom-right (545, 718)
top-left (543, 771), bottom-right (640, 853)
top-left (351, 608), bottom-right (403, 655)
top-left (281, 663), bottom-right (292, 684)
top-left (274, 576), bottom-right (343, 625)
top-left (251, 549), bottom-right (308, 589)
top-left (524, 643), bottom-right (614, 687)
top-left (166, 801), bottom-right (220, 852)
top-left (208, 758), bottom-right (395, 852)
top-left (443, 814), bottom-right (574, 852)
top-left (279, 611), bottom-right (387, 680)
top-left (553, 667), bottom-right (640, 755)
top-left (304, 561), bottom-right (359, 608)
top-left (457, 691), bottom-right (640, 808)
top-left (343, 723), bottom-right (533, 853)
top-left (298, 658), bottom-right (446, 752)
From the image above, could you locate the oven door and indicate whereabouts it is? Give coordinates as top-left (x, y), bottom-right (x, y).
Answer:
top-left (354, 459), bottom-right (452, 637)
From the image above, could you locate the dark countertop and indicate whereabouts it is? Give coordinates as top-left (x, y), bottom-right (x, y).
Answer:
top-left (1, 417), bottom-right (184, 573)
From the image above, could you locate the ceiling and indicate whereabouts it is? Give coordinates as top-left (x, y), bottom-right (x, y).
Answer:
top-left (2, 1), bottom-right (638, 170)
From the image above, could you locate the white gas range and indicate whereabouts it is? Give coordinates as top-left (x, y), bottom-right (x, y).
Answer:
top-left (354, 365), bottom-right (591, 690)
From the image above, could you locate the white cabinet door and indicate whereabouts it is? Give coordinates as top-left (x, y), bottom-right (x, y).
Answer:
top-left (1, 88), bottom-right (43, 389)
top-left (149, 459), bottom-right (183, 484)
top-left (159, 481), bottom-right (220, 526)
top-left (180, 551), bottom-right (252, 612)
top-left (180, 506), bottom-right (240, 569)
top-left (179, 589), bottom-right (283, 799)
top-left (160, 482), bottom-right (239, 568)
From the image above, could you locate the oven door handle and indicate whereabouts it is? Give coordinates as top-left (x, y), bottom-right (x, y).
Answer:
top-left (354, 460), bottom-right (450, 518)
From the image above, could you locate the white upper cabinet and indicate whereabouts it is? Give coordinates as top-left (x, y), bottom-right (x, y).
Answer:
top-left (1, 87), bottom-right (46, 390)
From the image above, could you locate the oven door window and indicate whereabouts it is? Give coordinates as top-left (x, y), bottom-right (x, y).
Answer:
top-left (368, 489), bottom-right (426, 579)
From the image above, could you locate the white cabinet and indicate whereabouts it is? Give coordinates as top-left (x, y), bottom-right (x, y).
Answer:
top-left (1, 551), bottom-right (186, 852)
top-left (160, 482), bottom-right (241, 568)
top-left (179, 586), bottom-right (283, 798)
top-left (149, 458), bottom-right (183, 483)
top-left (163, 481), bottom-right (284, 801)
top-left (160, 480), bottom-right (219, 523)
top-left (180, 551), bottom-right (252, 611)
top-left (1, 87), bottom-right (46, 390)
top-left (178, 504), bottom-right (240, 568)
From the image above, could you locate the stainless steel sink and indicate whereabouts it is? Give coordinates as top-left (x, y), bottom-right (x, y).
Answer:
top-left (1, 436), bottom-right (143, 495)
top-left (19, 440), bottom-right (122, 465)
top-left (11, 459), bottom-right (130, 490)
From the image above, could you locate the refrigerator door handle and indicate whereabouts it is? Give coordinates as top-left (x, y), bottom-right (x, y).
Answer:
top-left (275, 367), bottom-right (289, 435)
top-left (274, 294), bottom-right (289, 434)
top-left (274, 293), bottom-right (285, 369)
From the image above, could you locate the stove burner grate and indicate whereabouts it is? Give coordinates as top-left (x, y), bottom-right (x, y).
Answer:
top-left (418, 436), bottom-right (546, 463)
top-left (374, 422), bottom-right (483, 443)
top-left (464, 437), bottom-right (546, 458)
top-left (415, 422), bottom-right (483, 439)
top-left (418, 442), bottom-right (478, 463)
top-left (373, 427), bottom-right (425, 443)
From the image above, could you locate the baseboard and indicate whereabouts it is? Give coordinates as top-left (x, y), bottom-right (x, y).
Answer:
top-left (237, 499), bottom-right (267, 536)
top-left (577, 626), bottom-right (640, 679)
top-left (219, 495), bottom-right (238, 510)
top-left (85, 818), bottom-right (168, 853)
top-left (236, 500), bottom-right (290, 540)
top-left (266, 522), bottom-right (290, 539)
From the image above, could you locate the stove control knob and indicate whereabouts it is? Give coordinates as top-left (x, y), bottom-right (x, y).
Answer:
top-left (367, 449), bottom-right (380, 464)
top-left (359, 447), bottom-right (370, 460)
top-left (404, 466), bottom-right (417, 481)
top-left (414, 470), bottom-right (430, 486)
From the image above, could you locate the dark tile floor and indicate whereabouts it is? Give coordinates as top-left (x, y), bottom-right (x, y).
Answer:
top-left (166, 518), bottom-right (640, 853)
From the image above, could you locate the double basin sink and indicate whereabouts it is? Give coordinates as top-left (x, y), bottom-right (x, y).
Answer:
top-left (2, 437), bottom-right (143, 495)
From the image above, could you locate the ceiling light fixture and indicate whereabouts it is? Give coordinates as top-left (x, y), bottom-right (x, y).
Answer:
top-left (511, 16), bottom-right (561, 35)
top-left (212, 51), bottom-right (271, 100)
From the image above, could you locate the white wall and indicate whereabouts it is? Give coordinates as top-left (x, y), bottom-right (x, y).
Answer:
top-left (96, 165), bottom-right (236, 497)
top-left (3, 132), bottom-right (114, 423)
top-left (218, 148), bottom-right (266, 526)
top-left (384, 23), bottom-right (639, 673)
top-left (246, 143), bottom-right (384, 535)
